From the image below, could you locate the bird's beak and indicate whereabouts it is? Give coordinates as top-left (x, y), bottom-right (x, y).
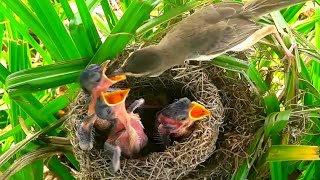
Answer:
top-left (101, 89), bottom-right (130, 106)
top-left (108, 74), bottom-right (127, 83)
top-left (108, 67), bottom-right (125, 77)
top-left (101, 62), bottom-right (127, 83)
top-left (188, 102), bottom-right (211, 121)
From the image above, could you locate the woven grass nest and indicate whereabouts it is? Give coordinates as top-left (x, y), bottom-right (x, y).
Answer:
top-left (67, 62), bottom-right (224, 179)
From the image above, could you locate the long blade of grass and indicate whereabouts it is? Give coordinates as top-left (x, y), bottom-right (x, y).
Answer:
top-left (211, 55), bottom-right (250, 72)
top-left (264, 110), bottom-right (293, 137)
top-left (264, 93), bottom-right (280, 114)
top-left (282, 4), bottom-right (306, 23)
top-left (28, 0), bottom-right (81, 60)
top-left (100, 0), bottom-right (119, 29)
top-left (65, 154), bottom-right (80, 171)
top-left (60, 0), bottom-right (94, 58)
top-left (0, 5), bottom-right (52, 64)
top-left (270, 162), bottom-right (287, 180)
top-left (312, 7), bottom-right (320, 91)
top-left (0, 146), bottom-right (72, 179)
top-left (300, 161), bottom-right (316, 180)
top-left (267, 145), bottom-right (320, 161)
top-left (0, 1), bottom-right (5, 56)
top-left (1, 0), bottom-right (62, 60)
top-left (7, 27), bottom-right (31, 143)
top-left (0, 95), bottom-right (69, 141)
top-left (0, 62), bottom-right (60, 130)
top-left (136, 0), bottom-right (211, 36)
top-left (90, 0), bottom-right (161, 64)
top-left (47, 156), bottom-right (75, 180)
top-left (6, 58), bottom-right (89, 97)
top-left (0, 116), bottom-right (67, 168)
top-left (247, 64), bottom-right (270, 93)
top-left (75, 0), bottom-right (102, 53)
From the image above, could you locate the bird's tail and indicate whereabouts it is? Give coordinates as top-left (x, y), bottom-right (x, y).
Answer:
top-left (241, 0), bottom-right (308, 18)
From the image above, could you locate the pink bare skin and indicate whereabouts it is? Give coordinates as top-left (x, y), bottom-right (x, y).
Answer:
top-left (106, 97), bottom-right (148, 157)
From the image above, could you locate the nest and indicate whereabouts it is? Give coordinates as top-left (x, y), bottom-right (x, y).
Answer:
top-left (67, 65), bottom-right (224, 179)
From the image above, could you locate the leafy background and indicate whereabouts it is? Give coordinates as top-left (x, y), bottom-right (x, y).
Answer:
top-left (0, 0), bottom-right (320, 179)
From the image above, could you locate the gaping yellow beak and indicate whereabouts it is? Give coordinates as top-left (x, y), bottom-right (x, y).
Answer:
top-left (101, 60), bottom-right (127, 83)
top-left (188, 102), bottom-right (211, 121)
top-left (101, 89), bottom-right (130, 106)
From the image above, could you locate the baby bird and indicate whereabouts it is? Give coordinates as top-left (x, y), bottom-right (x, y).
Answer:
top-left (79, 61), bottom-right (126, 114)
top-left (102, 89), bottom-right (148, 156)
top-left (155, 97), bottom-right (211, 147)
top-left (98, 89), bottom-right (148, 173)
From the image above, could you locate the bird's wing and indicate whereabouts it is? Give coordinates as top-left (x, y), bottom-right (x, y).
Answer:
top-left (190, 18), bottom-right (261, 56)
top-left (158, 3), bottom-right (262, 57)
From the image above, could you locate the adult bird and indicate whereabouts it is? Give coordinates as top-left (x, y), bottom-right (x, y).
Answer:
top-left (79, 61), bottom-right (126, 115)
top-left (100, 89), bottom-right (148, 173)
top-left (155, 97), bottom-right (211, 147)
top-left (110, 0), bottom-right (307, 77)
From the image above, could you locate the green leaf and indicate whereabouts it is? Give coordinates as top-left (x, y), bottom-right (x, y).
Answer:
top-left (28, 0), bottom-right (81, 60)
top-left (282, 4), bottom-right (305, 24)
top-left (0, 5), bottom-right (52, 64)
top-left (75, 0), bottom-right (102, 53)
top-left (0, 118), bottom-right (34, 141)
top-left (0, 116), bottom-right (67, 168)
top-left (264, 110), bottom-right (293, 137)
top-left (247, 64), bottom-right (269, 93)
top-left (1, 0), bottom-right (63, 60)
top-left (267, 145), bottom-right (320, 161)
top-left (136, 0), bottom-right (211, 36)
top-left (47, 156), bottom-right (75, 180)
top-left (61, 0), bottom-right (94, 58)
top-left (270, 162), bottom-right (287, 180)
top-left (211, 55), bottom-right (249, 72)
top-left (65, 154), bottom-right (80, 171)
top-left (0, 63), bottom-right (10, 83)
top-left (264, 93), bottom-right (280, 114)
top-left (7, 31), bottom-right (31, 143)
top-left (6, 58), bottom-right (89, 97)
top-left (100, 0), bottom-right (118, 29)
top-left (0, 147), bottom-right (71, 179)
top-left (300, 161), bottom-right (316, 180)
top-left (90, 0), bottom-right (161, 64)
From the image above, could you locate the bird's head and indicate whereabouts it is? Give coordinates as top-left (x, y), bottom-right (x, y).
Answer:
top-left (79, 64), bottom-right (103, 93)
top-left (79, 61), bottom-right (127, 93)
top-left (110, 47), bottom-right (165, 77)
top-left (159, 97), bottom-right (211, 121)
top-left (95, 96), bottom-right (116, 120)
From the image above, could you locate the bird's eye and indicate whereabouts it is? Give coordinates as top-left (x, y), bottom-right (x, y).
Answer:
top-left (177, 115), bottom-right (186, 121)
top-left (99, 107), bottom-right (114, 119)
top-left (103, 108), bottom-right (112, 115)
top-left (91, 73), bottom-right (101, 83)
